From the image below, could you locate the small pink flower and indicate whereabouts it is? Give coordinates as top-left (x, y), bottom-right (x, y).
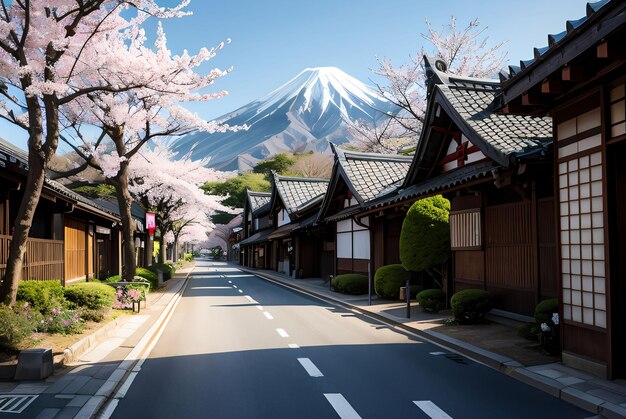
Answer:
top-left (52, 308), bottom-right (61, 315)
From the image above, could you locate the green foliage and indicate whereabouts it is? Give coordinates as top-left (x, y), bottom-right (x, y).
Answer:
top-left (104, 275), bottom-right (121, 282)
top-left (374, 264), bottom-right (411, 299)
top-left (136, 267), bottom-right (159, 289)
top-left (534, 298), bottom-right (559, 325)
top-left (211, 210), bottom-right (238, 225)
top-left (63, 283), bottom-right (116, 310)
top-left (17, 280), bottom-right (66, 314)
top-left (183, 253), bottom-right (193, 262)
top-left (210, 246), bottom-right (223, 258)
top-left (149, 263), bottom-right (175, 280)
top-left (534, 298), bottom-right (560, 354)
top-left (73, 183), bottom-right (117, 199)
top-left (450, 289), bottom-right (493, 324)
top-left (332, 274), bottom-right (368, 295)
top-left (37, 308), bottom-right (84, 334)
top-left (416, 288), bottom-right (446, 313)
top-left (202, 172), bottom-right (270, 208)
top-left (0, 304), bottom-right (37, 350)
top-left (253, 153), bottom-right (296, 179)
top-left (400, 195), bottom-right (450, 272)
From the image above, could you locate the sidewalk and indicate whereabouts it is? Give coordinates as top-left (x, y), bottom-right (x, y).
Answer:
top-left (242, 267), bottom-right (626, 419)
top-left (0, 266), bottom-right (193, 419)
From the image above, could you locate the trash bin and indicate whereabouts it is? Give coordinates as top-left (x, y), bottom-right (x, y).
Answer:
top-left (156, 268), bottom-right (164, 286)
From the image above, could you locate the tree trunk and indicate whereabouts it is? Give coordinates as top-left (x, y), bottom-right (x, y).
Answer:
top-left (110, 163), bottom-right (136, 282)
top-left (158, 233), bottom-right (165, 264)
top-left (0, 154), bottom-right (47, 306)
top-left (173, 237), bottom-right (179, 263)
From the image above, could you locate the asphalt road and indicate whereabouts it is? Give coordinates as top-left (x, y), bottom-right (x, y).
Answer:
top-left (108, 260), bottom-right (589, 419)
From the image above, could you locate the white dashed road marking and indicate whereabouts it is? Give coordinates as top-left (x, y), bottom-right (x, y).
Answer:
top-left (256, 305), bottom-right (264, 310)
top-left (276, 328), bottom-right (289, 338)
top-left (263, 312), bottom-right (273, 320)
top-left (297, 358), bottom-right (323, 377)
top-left (413, 401), bottom-right (453, 419)
top-left (288, 344), bottom-right (300, 349)
top-left (324, 394), bottom-right (361, 419)
top-left (429, 352), bottom-right (446, 356)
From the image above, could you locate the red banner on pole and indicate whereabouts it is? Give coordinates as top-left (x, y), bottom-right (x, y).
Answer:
top-left (146, 213), bottom-right (156, 236)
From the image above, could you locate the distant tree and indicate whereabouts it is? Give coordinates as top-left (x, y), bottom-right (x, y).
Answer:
top-left (288, 152), bottom-right (333, 178)
top-left (253, 153), bottom-right (295, 179)
top-left (73, 184), bottom-right (117, 200)
top-left (349, 17), bottom-right (506, 153)
top-left (202, 172), bottom-right (270, 208)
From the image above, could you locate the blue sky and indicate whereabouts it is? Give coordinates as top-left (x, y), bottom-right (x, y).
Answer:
top-left (2, 0), bottom-right (590, 148)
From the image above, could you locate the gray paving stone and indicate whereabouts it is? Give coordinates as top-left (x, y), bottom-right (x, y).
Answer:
top-left (561, 387), bottom-right (604, 414)
top-left (54, 406), bottom-right (81, 419)
top-left (76, 378), bottom-right (105, 395)
top-left (600, 402), bottom-right (626, 419)
top-left (93, 364), bottom-right (118, 380)
top-left (35, 408), bottom-right (60, 419)
top-left (588, 388), bottom-right (626, 405)
top-left (66, 394), bottom-right (91, 407)
top-left (557, 376), bottom-right (585, 386)
top-left (58, 375), bottom-right (91, 395)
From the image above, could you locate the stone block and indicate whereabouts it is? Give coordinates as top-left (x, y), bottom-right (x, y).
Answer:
top-left (14, 348), bottom-right (53, 380)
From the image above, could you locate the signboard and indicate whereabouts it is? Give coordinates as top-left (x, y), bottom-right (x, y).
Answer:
top-left (146, 213), bottom-right (156, 236)
top-left (96, 226), bottom-right (111, 235)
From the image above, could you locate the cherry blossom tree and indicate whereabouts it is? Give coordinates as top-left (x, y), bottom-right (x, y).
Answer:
top-left (48, 12), bottom-right (244, 280)
top-left (0, 0), bottom-right (194, 305)
top-left (349, 17), bottom-right (506, 153)
top-left (128, 147), bottom-right (235, 264)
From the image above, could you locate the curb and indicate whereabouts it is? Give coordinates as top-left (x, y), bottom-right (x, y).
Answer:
top-left (63, 316), bottom-right (131, 366)
top-left (243, 268), bottom-right (605, 416)
top-left (75, 269), bottom-right (194, 419)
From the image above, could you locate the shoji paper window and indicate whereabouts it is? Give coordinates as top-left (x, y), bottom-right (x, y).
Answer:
top-left (557, 107), bottom-right (606, 328)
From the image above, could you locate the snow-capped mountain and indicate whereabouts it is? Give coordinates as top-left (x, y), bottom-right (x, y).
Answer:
top-left (169, 67), bottom-right (398, 171)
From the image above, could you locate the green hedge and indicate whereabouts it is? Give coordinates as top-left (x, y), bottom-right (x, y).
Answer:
top-left (400, 195), bottom-right (450, 272)
top-left (450, 289), bottom-right (493, 324)
top-left (0, 305), bottom-right (37, 350)
top-left (64, 283), bottom-right (116, 310)
top-left (17, 280), bottom-right (65, 314)
top-left (416, 289), bottom-right (446, 313)
top-left (332, 274), bottom-right (368, 295)
top-left (374, 264), bottom-right (411, 299)
top-left (136, 267), bottom-right (159, 289)
top-left (149, 263), bottom-right (175, 280)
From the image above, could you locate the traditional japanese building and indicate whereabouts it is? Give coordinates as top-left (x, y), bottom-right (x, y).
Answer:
top-left (0, 138), bottom-right (122, 283)
top-left (239, 190), bottom-right (272, 269)
top-left (318, 145), bottom-right (412, 277)
top-left (497, 0), bottom-right (626, 378)
top-left (267, 172), bottom-right (329, 278)
top-left (364, 56), bottom-right (556, 317)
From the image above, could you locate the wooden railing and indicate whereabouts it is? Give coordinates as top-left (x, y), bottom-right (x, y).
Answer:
top-left (0, 235), bottom-right (64, 282)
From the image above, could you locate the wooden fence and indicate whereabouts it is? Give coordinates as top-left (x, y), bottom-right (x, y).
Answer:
top-left (0, 235), bottom-right (64, 282)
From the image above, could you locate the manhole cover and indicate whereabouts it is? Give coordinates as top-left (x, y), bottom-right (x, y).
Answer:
top-left (0, 395), bottom-right (38, 414)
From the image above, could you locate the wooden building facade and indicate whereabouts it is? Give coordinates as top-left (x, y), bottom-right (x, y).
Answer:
top-left (498, 0), bottom-right (626, 378)
top-left (239, 190), bottom-right (273, 270)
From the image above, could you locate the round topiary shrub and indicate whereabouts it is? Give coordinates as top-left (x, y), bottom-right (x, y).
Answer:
top-left (374, 264), bottom-right (411, 299)
top-left (17, 280), bottom-right (66, 314)
top-left (416, 288), bottom-right (446, 313)
top-left (400, 195), bottom-right (450, 272)
top-left (332, 274), bottom-right (368, 295)
top-left (450, 289), bottom-right (492, 324)
top-left (534, 298), bottom-right (559, 325)
top-left (136, 267), bottom-right (158, 289)
top-left (64, 283), bottom-right (116, 310)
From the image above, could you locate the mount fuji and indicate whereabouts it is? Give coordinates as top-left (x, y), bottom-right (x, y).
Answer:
top-left (168, 67), bottom-right (398, 171)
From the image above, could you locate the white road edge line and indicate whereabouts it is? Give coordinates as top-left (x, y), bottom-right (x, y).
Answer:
top-left (288, 343), bottom-right (300, 348)
top-left (324, 393), bottom-right (361, 419)
top-left (245, 295), bottom-right (255, 302)
top-left (276, 328), bottom-right (289, 338)
top-left (413, 400), bottom-right (453, 419)
top-left (263, 312), bottom-right (274, 320)
top-left (256, 305), bottom-right (264, 310)
top-left (297, 358), bottom-right (323, 377)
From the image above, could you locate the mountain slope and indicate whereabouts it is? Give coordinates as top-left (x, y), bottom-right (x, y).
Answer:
top-left (170, 67), bottom-right (398, 171)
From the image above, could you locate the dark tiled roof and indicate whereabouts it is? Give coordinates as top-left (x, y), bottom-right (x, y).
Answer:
top-left (499, 0), bottom-right (612, 82)
top-left (439, 77), bottom-right (552, 160)
top-left (273, 173), bottom-right (329, 214)
top-left (333, 145), bottom-right (412, 203)
top-left (0, 137), bottom-right (119, 220)
top-left (239, 228), bottom-right (273, 245)
top-left (247, 190), bottom-right (271, 212)
top-left (368, 160), bottom-right (499, 210)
